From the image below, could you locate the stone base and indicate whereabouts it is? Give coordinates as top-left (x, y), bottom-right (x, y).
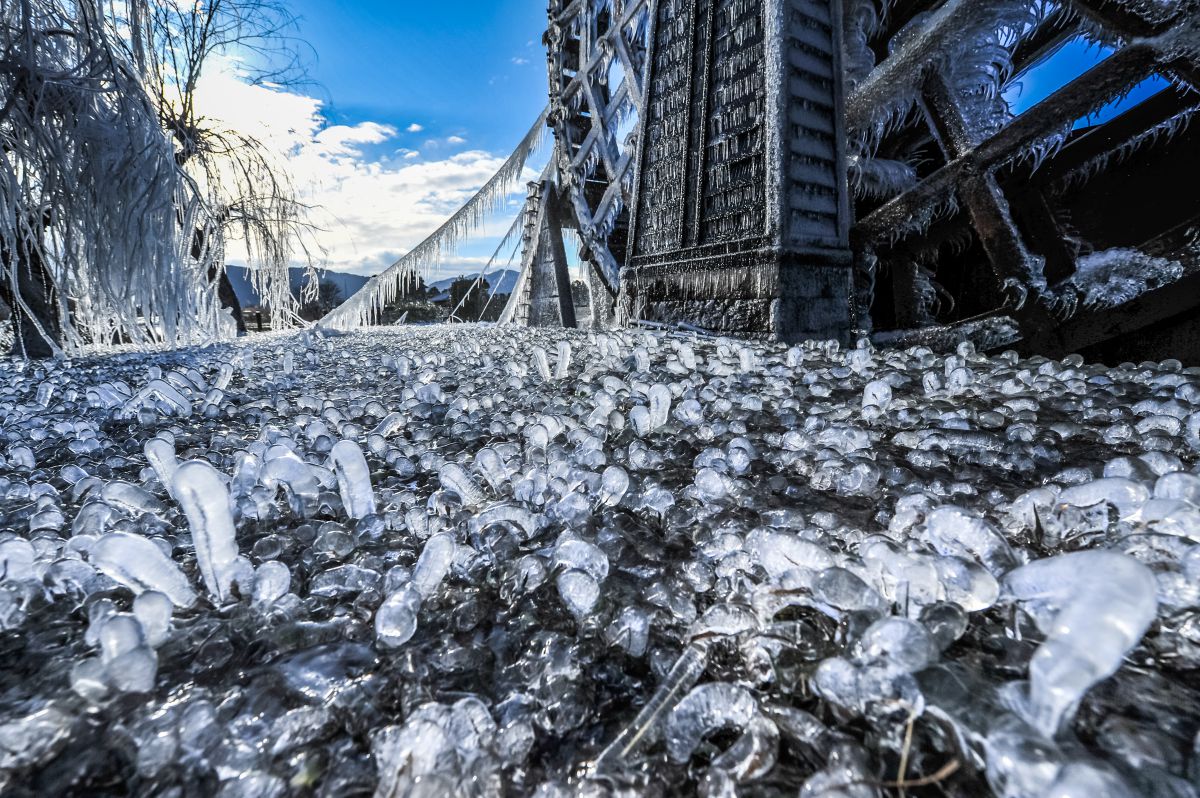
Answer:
top-left (621, 247), bottom-right (856, 342)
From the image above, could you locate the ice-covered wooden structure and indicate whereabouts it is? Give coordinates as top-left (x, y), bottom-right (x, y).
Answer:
top-left (325, 0), bottom-right (1200, 360)
top-left (843, 0), bottom-right (1200, 363)
top-left (621, 0), bottom-right (854, 342)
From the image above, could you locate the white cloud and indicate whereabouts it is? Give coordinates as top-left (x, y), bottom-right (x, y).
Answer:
top-left (512, 56), bottom-right (529, 65)
top-left (313, 122), bottom-right (396, 157)
top-left (191, 59), bottom-right (536, 278)
top-left (405, 123), bottom-right (424, 133)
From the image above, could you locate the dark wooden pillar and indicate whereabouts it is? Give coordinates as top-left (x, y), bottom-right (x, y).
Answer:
top-left (624, 0), bottom-right (854, 341)
top-left (527, 181), bottom-right (578, 329)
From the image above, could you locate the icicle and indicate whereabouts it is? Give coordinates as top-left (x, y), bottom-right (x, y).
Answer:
top-left (90, 532), bottom-right (197, 608)
top-left (173, 460), bottom-right (240, 603)
top-left (329, 440), bottom-right (376, 519)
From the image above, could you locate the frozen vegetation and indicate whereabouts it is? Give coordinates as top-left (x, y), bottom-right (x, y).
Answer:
top-left (0, 325), bottom-right (1199, 796)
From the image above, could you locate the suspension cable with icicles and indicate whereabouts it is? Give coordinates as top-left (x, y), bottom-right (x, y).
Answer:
top-left (447, 158), bottom-right (554, 323)
top-left (448, 206), bottom-right (526, 323)
top-left (319, 108), bottom-right (550, 330)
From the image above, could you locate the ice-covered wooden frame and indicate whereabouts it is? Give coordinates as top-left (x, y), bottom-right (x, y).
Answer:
top-left (545, 0), bottom-right (654, 294)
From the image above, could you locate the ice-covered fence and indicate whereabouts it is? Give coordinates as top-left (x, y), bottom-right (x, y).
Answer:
top-left (846, 0), bottom-right (1200, 357)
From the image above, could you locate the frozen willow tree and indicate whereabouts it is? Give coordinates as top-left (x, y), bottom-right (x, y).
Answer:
top-left (0, 0), bottom-right (200, 356)
top-left (0, 0), bottom-right (311, 357)
top-left (134, 0), bottom-right (317, 324)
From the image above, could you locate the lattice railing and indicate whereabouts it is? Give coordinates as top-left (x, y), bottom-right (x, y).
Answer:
top-left (545, 0), bottom-right (653, 294)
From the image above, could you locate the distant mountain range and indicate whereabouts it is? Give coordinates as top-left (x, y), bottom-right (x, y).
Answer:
top-left (428, 269), bottom-right (519, 296)
top-left (226, 266), bottom-right (369, 309)
top-left (226, 266), bottom-right (518, 308)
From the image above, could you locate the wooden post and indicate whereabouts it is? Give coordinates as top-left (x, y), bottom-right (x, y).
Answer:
top-left (624, 0), bottom-right (854, 341)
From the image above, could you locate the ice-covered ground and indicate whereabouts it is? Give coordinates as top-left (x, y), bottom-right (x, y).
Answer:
top-left (1, 325), bottom-right (1199, 797)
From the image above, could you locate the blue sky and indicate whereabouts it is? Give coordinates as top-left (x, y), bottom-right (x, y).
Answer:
top-left (1004, 36), bottom-right (1168, 124)
top-left (289, 0), bottom-right (548, 157)
top-left (203, 0), bottom-right (554, 281)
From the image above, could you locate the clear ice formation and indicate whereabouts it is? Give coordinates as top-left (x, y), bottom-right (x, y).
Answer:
top-left (665, 682), bottom-right (767, 762)
top-left (1001, 551), bottom-right (1159, 737)
top-left (90, 532), bottom-right (197, 608)
top-left (374, 586), bottom-right (422, 649)
top-left (329, 439), bottom-right (377, 518)
top-left (412, 531), bottom-right (455, 597)
top-left (0, 326), bottom-right (1195, 795)
top-left (922, 506), bottom-right (1016, 575)
top-left (372, 697), bottom-right (500, 797)
top-left (555, 340), bottom-right (571, 379)
top-left (173, 460), bottom-right (240, 603)
top-left (439, 462), bottom-right (486, 506)
top-left (375, 532), bottom-right (455, 649)
top-left (252, 560), bottom-right (292, 607)
top-left (143, 436), bottom-right (178, 496)
top-left (260, 449), bottom-right (320, 515)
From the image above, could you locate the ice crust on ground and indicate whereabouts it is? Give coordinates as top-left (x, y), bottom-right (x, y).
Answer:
top-left (1, 325), bottom-right (1199, 796)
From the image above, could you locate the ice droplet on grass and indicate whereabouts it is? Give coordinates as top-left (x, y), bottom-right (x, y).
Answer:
top-left (96, 613), bottom-right (158, 693)
top-left (532, 346), bottom-right (551, 380)
top-left (556, 569), bottom-right (600, 617)
top-left (599, 465), bottom-right (629, 507)
top-left (0, 708), bottom-right (74, 770)
top-left (375, 586), bottom-right (421, 648)
top-left (629, 405), bottom-right (652, 437)
top-left (144, 437), bottom-right (178, 495)
top-left (555, 340), bottom-right (572, 378)
top-left (412, 532), bottom-right (455, 598)
top-left (475, 448), bottom-right (508, 492)
top-left (694, 467), bottom-right (728, 501)
top-left (746, 530), bottom-right (834, 581)
top-left (854, 617), bottom-right (936, 673)
top-left (260, 453), bottom-right (320, 515)
top-left (252, 561), bottom-right (291, 607)
top-left (0, 538), bottom-right (35, 583)
top-left (173, 461), bottom-right (239, 604)
top-left (329, 440), bottom-right (376, 519)
top-left (649, 383), bottom-right (672, 430)
top-left (665, 682), bottom-right (765, 764)
top-left (862, 379), bottom-right (892, 412)
top-left (923, 506), bottom-right (1016, 575)
top-left (372, 411), bottom-right (405, 438)
top-left (1003, 551), bottom-right (1158, 736)
top-left (97, 613), bottom-right (142, 664)
top-left (1057, 478), bottom-right (1150, 518)
top-left (213, 362), bottom-right (234, 391)
top-left (101, 480), bottom-right (166, 516)
top-left (133, 591), bottom-right (173, 647)
top-left (440, 462), bottom-right (486, 507)
top-left (374, 533), bottom-right (455, 649)
top-left (90, 532), bottom-right (197, 607)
